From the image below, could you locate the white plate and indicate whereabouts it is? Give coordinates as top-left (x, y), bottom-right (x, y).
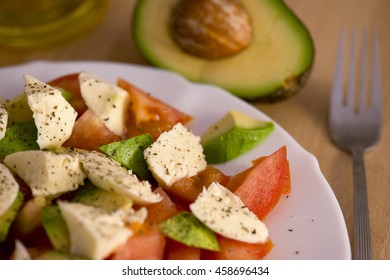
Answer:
top-left (0, 61), bottom-right (351, 260)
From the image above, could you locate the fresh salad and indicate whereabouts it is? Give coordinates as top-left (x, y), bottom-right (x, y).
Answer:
top-left (0, 72), bottom-right (290, 260)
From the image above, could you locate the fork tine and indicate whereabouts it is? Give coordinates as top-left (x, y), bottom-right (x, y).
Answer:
top-left (329, 30), bottom-right (382, 259)
top-left (371, 31), bottom-right (382, 115)
top-left (347, 30), bottom-right (357, 111)
top-left (359, 30), bottom-right (368, 111)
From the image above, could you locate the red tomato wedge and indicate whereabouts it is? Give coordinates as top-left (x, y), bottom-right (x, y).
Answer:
top-left (202, 235), bottom-right (273, 260)
top-left (230, 146), bottom-right (291, 220)
top-left (47, 73), bottom-right (87, 116)
top-left (109, 222), bottom-right (166, 260)
top-left (145, 187), bottom-right (178, 223)
top-left (117, 78), bottom-right (193, 140)
top-left (63, 109), bottom-right (121, 151)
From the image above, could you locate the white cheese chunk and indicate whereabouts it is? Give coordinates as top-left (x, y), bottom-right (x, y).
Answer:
top-left (10, 240), bottom-right (31, 260)
top-left (144, 123), bottom-right (207, 186)
top-left (0, 163), bottom-right (19, 216)
top-left (116, 207), bottom-right (148, 224)
top-left (0, 104), bottom-right (8, 140)
top-left (24, 74), bottom-right (77, 150)
top-left (4, 150), bottom-right (86, 198)
top-left (58, 201), bottom-right (132, 260)
top-left (79, 150), bottom-right (161, 205)
top-left (190, 182), bottom-right (269, 244)
top-left (79, 72), bottom-right (130, 136)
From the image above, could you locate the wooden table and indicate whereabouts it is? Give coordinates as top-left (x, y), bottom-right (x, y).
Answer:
top-left (0, 0), bottom-right (389, 260)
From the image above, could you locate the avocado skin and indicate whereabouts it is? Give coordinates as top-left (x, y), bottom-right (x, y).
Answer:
top-left (255, 68), bottom-right (313, 103)
top-left (132, 0), bottom-right (315, 102)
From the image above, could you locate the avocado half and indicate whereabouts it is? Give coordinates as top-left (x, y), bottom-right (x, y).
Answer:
top-left (132, 0), bottom-right (315, 101)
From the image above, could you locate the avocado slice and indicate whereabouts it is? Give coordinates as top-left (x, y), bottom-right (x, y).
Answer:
top-left (0, 192), bottom-right (24, 242)
top-left (201, 110), bottom-right (274, 164)
top-left (41, 205), bottom-right (70, 253)
top-left (3, 93), bottom-right (32, 127)
top-left (72, 182), bottom-right (133, 213)
top-left (0, 120), bottom-right (40, 158)
top-left (100, 134), bottom-right (154, 181)
top-left (132, 0), bottom-right (314, 101)
top-left (159, 211), bottom-right (220, 251)
top-left (56, 87), bottom-right (73, 102)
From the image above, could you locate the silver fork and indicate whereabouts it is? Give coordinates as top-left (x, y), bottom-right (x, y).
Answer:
top-left (329, 30), bottom-right (382, 260)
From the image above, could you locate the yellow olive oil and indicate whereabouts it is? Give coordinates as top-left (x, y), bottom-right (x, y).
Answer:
top-left (0, 0), bottom-right (109, 48)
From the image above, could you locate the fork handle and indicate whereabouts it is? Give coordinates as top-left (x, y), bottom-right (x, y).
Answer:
top-left (352, 147), bottom-right (372, 260)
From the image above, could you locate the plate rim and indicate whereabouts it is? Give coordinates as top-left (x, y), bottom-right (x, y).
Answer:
top-left (0, 60), bottom-right (351, 260)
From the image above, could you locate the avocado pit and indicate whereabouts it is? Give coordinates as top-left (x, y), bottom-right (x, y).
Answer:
top-left (170, 0), bottom-right (253, 59)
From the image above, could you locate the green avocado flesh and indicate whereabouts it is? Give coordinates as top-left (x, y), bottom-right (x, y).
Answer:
top-left (202, 125), bottom-right (274, 164)
top-left (133, 0), bottom-right (314, 101)
top-left (41, 205), bottom-right (70, 253)
top-left (201, 110), bottom-right (274, 164)
top-left (0, 120), bottom-right (40, 158)
top-left (3, 93), bottom-right (32, 127)
top-left (100, 134), bottom-right (154, 181)
top-left (159, 212), bottom-right (220, 251)
top-left (72, 182), bottom-right (133, 213)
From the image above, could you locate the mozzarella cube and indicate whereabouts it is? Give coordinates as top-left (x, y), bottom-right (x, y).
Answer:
top-left (0, 163), bottom-right (19, 217)
top-left (24, 74), bottom-right (77, 150)
top-left (58, 201), bottom-right (132, 260)
top-left (144, 123), bottom-right (207, 186)
top-left (79, 150), bottom-right (161, 205)
top-left (10, 240), bottom-right (31, 260)
top-left (190, 182), bottom-right (269, 244)
top-left (4, 150), bottom-right (86, 198)
top-left (79, 72), bottom-right (130, 136)
top-left (0, 104), bottom-right (8, 140)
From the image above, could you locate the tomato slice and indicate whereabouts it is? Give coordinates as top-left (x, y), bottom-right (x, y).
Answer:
top-left (145, 187), bottom-right (178, 223)
top-left (167, 176), bottom-right (203, 204)
top-left (63, 109), bottom-right (121, 151)
top-left (47, 73), bottom-right (87, 116)
top-left (202, 235), bottom-right (273, 260)
top-left (198, 165), bottom-right (230, 188)
top-left (231, 146), bottom-right (291, 220)
top-left (117, 79), bottom-right (193, 140)
top-left (166, 166), bottom-right (230, 204)
top-left (109, 222), bottom-right (166, 260)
